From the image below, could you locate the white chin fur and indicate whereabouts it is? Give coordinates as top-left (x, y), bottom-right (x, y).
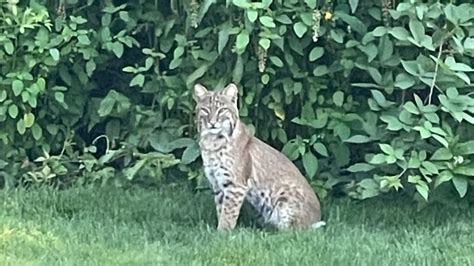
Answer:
top-left (206, 128), bottom-right (223, 134)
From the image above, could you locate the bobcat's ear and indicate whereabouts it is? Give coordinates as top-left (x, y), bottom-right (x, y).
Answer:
top-left (222, 83), bottom-right (238, 105)
top-left (193, 84), bottom-right (208, 102)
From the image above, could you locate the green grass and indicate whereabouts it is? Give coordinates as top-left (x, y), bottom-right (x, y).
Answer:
top-left (1, 185), bottom-right (473, 266)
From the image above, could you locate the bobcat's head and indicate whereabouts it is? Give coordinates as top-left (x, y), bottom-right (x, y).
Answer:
top-left (193, 83), bottom-right (239, 138)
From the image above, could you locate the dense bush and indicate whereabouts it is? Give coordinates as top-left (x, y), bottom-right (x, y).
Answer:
top-left (1, 0), bottom-right (473, 203)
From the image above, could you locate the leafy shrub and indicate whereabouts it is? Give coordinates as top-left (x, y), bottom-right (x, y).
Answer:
top-left (0, 0), bottom-right (473, 203)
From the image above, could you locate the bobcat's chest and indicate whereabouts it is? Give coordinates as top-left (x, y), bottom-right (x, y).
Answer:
top-left (201, 151), bottom-right (232, 190)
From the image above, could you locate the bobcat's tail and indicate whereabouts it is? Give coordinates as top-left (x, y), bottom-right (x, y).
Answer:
top-left (311, 221), bottom-right (326, 229)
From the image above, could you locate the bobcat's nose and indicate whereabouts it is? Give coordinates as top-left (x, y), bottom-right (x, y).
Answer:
top-left (209, 117), bottom-right (218, 127)
top-left (207, 121), bottom-right (217, 128)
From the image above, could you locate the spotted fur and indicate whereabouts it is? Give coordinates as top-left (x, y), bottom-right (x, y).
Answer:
top-left (194, 83), bottom-right (323, 230)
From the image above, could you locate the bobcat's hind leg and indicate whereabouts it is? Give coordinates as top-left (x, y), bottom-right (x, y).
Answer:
top-left (267, 199), bottom-right (296, 229)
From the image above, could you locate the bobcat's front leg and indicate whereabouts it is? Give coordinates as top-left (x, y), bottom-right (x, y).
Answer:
top-left (217, 183), bottom-right (247, 230)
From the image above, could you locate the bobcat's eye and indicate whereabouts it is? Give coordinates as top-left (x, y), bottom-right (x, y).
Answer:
top-left (199, 108), bottom-right (209, 115)
top-left (216, 108), bottom-right (228, 116)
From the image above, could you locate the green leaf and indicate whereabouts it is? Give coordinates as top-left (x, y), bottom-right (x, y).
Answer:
top-left (186, 64), bottom-right (209, 88)
top-left (8, 104), bottom-right (19, 119)
top-left (49, 48), bottom-right (60, 61)
top-left (71, 15), bottom-right (87, 24)
top-left (371, 90), bottom-right (389, 108)
top-left (218, 26), bottom-right (231, 54)
top-left (151, 137), bottom-right (195, 153)
top-left (453, 165), bottom-right (474, 177)
top-left (372, 26), bottom-right (387, 37)
top-left (452, 176), bottom-right (468, 198)
top-left (408, 153), bottom-right (421, 169)
top-left (31, 123), bottom-right (42, 140)
top-left (455, 140), bottom-right (474, 155)
top-left (276, 14), bottom-right (292, 24)
top-left (269, 56), bottom-right (283, 67)
top-left (344, 135), bottom-right (372, 143)
top-left (97, 92), bottom-right (117, 117)
top-left (379, 144), bottom-right (395, 156)
top-left (435, 171), bottom-right (453, 188)
top-left (282, 140), bottom-right (300, 161)
top-left (414, 126), bottom-right (431, 139)
top-left (408, 175), bottom-right (421, 183)
top-left (23, 113), bottom-right (35, 128)
top-left (304, 0), bottom-right (316, 9)
top-left (444, 4), bottom-right (459, 25)
top-left (330, 30), bottom-right (344, 43)
top-left (416, 183), bottom-right (429, 201)
top-left (401, 60), bottom-right (418, 76)
top-left (313, 66), bottom-right (329, 76)
top-left (78, 35), bottom-right (91, 45)
top-left (432, 134), bottom-right (449, 148)
top-left (232, 55), bottom-right (244, 83)
top-left (124, 159), bottom-right (147, 180)
top-left (334, 123), bottom-right (351, 140)
top-left (332, 91), bottom-right (344, 107)
top-left (246, 10), bottom-right (258, 23)
top-left (55, 92), bottom-right (65, 103)
top-left (16, 119), bottom-right (26, 135)
top-left (359, 43), bottom-right (378, 63)
top-left (421, 161), bottom-right (439, 175)
top-left (130, 74), bottom-right (145, 87)
top-left (232, 0), bottom-right (251, 8)
top-left (169, 58), bottom-right (182, 69)
top-left (12, 80), bottom-right (24, 96)
top-left (464, 37), bottom-right (474, 51)
top-left (313, 142), bottom-right (328, 157)
top-left (4, 40), bottom-right (14, 55)
top-left (444, 56), bottom-right (474, 72)
top-left (86, 60), bottom-right (96, 76)
top-left (403, 102), bottom-right (419, 114)
top-left (112, 42), bottom-right (124, 58)
top-left (368, 68), bottom-right (382, 84)
top-left (389, 27), bottom-right (410, 41)
top-left (369, 154), bottom-right (386, 164)
top-left (430, 148), bottom-right (453, 161)
top-left (347, 163), bottom-right (375, 172)
top-left (309, 47), bottom-right (324, 61)
top-left (349, 0), bottom-right (359, 13)
top-left (173, 46), bottom-right (184, 59)
top-left (181, 142), bottom-right (200, 164)
top-left (409, 19), bottom-right (425, 43)
top-left (236, 30), bottom-right (250, 53)
top-left (380, 115), bottom-right (403, 131)
top-left (0, 90), bottom-right (6, 102)
top-left (358, 179), bottom-right (380, 199)
top-left (259, 16), bottom-right (276, 28)
top-left (293, 22), bottom-right (307, 38)
top-left (259, 38), bottom-right (271, 50)
top-left (394, 73), bottom-right (415, 90)
top-left (302, 151), bottom-right (318, 178)
top-left (335, 12), bottom-right (366, 35)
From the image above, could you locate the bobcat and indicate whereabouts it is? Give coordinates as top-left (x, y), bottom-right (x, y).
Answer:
top-left (193, 83), bottom-right (324, 230)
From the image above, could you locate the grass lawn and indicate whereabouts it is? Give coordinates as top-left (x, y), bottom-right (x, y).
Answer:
top-left (1, 185), bottom-right (473, 266)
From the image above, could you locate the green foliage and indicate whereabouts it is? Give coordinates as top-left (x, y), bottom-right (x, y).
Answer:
top-left (0, 0), bottom-right (473, 203)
